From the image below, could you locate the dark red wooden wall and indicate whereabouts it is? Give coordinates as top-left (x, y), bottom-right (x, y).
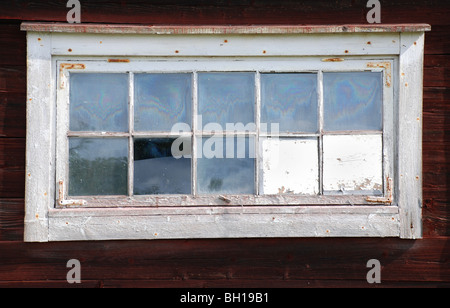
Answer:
top-left (0, 0), bottom-right (448, 287)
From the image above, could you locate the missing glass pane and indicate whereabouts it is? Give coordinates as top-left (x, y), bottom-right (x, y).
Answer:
top-left (69, 138), bottom-right (128, 196)
top-left (134, 138), bottom-right (191, 195)
top-left (260, 138), bottom-right (319, 195)
top-left (323, 134), bottom-right (383, 194)
top-left (70, 73), bottom-right (129, 132)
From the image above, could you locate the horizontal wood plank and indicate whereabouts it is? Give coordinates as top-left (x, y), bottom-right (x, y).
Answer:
top-left (0, 139), bottom-right (25, 198)
top-left (0, 1), bottom-right (449, 26)
top-left (0, 23), bottom-right (26, 67)
top-left (21, 22), bottom-right (431, 34)
top-left (0, 238), bottom-right (447, 285)
top-left (0, 93), bottom-right (26, 138)
top-left (0, 278), bottom-right (448, 288)
top-left (0, 199), bottom-right (24, 241)
top-left (48, 32), bottom-right (400, 57)
top-left (0, 66), bottom-right (26, 94)
top-left (47, 210), bottom-right (400, 241)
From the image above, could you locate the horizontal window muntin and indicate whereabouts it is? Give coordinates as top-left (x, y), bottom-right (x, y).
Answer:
top-left (56, 58), bottom-right (394, 207)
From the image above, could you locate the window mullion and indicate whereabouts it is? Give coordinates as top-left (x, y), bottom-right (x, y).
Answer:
top-left (318, 70), bottom-right (324, 195)
top-left (128, 72), bottom-right (135, 197)
top-left (255, 71), bottom-right (261, 196)
top-left (192, 71), bottom-right (198, 196)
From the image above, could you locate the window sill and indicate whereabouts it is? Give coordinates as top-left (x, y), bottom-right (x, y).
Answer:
top-left (46, 205), bottom-right (400, 241)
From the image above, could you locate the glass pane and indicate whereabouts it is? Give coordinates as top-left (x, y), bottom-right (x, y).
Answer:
top-left (197, 136), bottom-right (255, 194)
top-left (198, 73), bottom-right (255, 130)
top-left (323, 72), bottom-right (382, 131)
top-left (134, 74), bottom-right (192, 132)
top-left (323, 135), bottom-right (383, 193)
top-left (69, 138), bottom-right (128, 196)
top-left (260, 138), bottom-right (319, 195)
top-left (70, 73), bottom-right (129, 132)
top-left (134, 138), bottom-right (191, 195)
top-left (261, 73), bottom-right (318, 133)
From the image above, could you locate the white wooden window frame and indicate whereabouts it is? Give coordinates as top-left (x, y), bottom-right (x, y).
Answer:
top-left (22, 23), bottom-right (430, 242)
top-left (56, 59), bottom-right (393, 206)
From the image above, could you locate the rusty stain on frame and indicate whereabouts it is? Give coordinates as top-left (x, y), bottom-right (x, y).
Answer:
top-left (219, 195), bottom-right (232, 204)
top-left (366, 177), bottom-right (393, 205)
top-left (58, 180), bottom-right (87, 207)
top-left (108, 58), bottom-right (130, 63)
top-left (59, 63), bottom-right (86, 89)
top-left (321, 58), bottom-right (345, 62)
top-left (367, 61), bottom-right (391, 87)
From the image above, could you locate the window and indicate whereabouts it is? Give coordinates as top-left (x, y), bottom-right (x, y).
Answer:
top-left (22, 23), bottom-right (430, 241)
top-left (58, 64), bottom-right (390, 204)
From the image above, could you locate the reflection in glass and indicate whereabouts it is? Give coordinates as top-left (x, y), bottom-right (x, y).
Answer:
top-left (198, 73), bottom-right (255, 129)
top-left (261, 73), bottom-right (318, 133)
top-left (323, 72), bottom-right (382, 131)
top-left (70, 73), bottom-right (129, 132)
top-left (134, 74), bottom-right (192, 132)
top-left (69, 138), bottom-right (128, 196)
top-left (197, 136), bottom-right (255, 194)
top-left (134, 138), bottom-right (191, 195)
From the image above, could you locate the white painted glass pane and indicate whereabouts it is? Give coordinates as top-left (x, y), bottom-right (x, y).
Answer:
top-left (197, 136), bottom-right (255, 194)
top-left (70, 73), bottom-right (129, 132)
top-left (261, 73), bottom-right (318, 133)
top-left (323, 135), bottom-right (383, 193)
top-left (134, 74), bottom-right (192, 132)
top-left (134, 138), bottom-right (191, 195)
top-left (323, 72), bottom-right (382, 131)
top-left (69, 138), bottom-right (128, 196)
top-left (260, 138), bottom-right (319, 195)
top-left (198, 73), bottom-right (255, 130)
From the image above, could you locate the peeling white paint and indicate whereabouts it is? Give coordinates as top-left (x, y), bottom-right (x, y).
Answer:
top-left (323, 135), bottom-right (383, 193)
top-left (260, 138), bottom-right (319, 195)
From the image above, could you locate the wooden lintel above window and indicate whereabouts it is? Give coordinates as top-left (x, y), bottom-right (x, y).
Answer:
top-left (20, 22), bottom-right (431, 35)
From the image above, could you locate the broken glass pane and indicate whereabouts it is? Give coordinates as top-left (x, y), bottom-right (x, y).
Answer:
top-left (134, 138), bottom-right (191, 195)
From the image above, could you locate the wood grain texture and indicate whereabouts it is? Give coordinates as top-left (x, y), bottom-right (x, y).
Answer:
top-left (0, 23), bottom-right (26, 67)
top-left (0, 238), bottom-right (448, 287)
top-left (0, 0), bottom-right (449, 25)
top-left (0, 199), bottom-right (24, 241)
top-left (0, 138), bottom-right (25, 198)
top-left (0, 0), bottom-right (449, 287)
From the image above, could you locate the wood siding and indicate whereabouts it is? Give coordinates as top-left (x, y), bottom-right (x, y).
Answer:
top-left (0, 0), bottom-right (449, 287)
